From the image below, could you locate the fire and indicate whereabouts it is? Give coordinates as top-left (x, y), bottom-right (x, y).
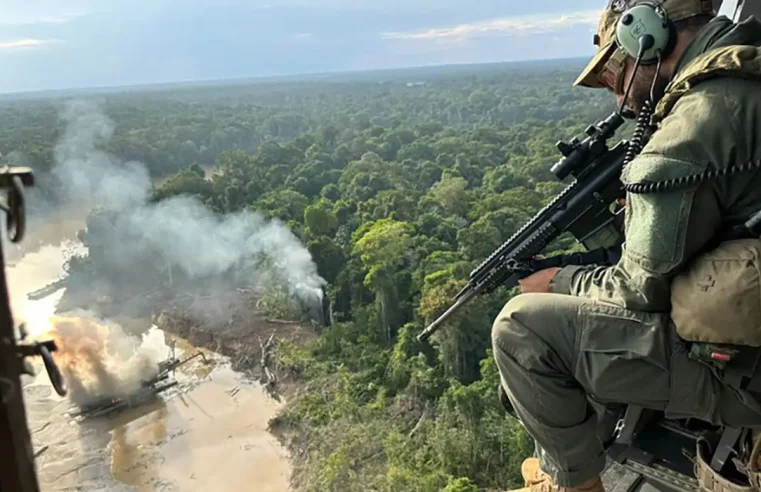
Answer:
top-left (31, 310), bottom-right (165, 408)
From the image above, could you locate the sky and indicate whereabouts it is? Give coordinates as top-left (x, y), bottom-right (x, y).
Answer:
top-left (0, 0), bottom-right (740, 94)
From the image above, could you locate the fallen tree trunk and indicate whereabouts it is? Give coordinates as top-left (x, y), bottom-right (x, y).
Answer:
top-left (408, 401), bottom-right (431, 439)
top-left (259, 330), bottom-right (277, 392)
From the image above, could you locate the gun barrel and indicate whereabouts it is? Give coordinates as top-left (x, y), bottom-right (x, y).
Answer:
top-left (417, 289), bottom-right (476, 342)
top-left (416, 116), bottom-right (627, 346)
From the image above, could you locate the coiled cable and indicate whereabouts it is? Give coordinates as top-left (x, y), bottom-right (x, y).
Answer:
top-left (623, 100), bottom-right (653, 167)
top-left (622, 55), bottom-right (662, 168)
top-left (624, 159), bottom-right (761, 194)
top-left (619, 55), bottom-right (761, 195)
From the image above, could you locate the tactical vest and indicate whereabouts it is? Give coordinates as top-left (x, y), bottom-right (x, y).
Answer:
top-left (654, 44), bottom-right (761, 347)
top-left (652, 44), bottom-right (761, 125)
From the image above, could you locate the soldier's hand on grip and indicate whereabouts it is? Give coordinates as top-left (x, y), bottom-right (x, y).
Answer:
top-left (518, 267), bottom-right (561, 294)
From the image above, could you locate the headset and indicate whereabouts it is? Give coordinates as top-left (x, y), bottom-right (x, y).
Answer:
top-left (611, 1), bottom-right (677, 164)
top-left (610, 1), bottom-right (761, 191)
top-left (614, 1), bottom-right (677, 64)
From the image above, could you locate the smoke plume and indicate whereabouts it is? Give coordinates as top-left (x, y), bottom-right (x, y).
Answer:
top-left (46, 311), bottom-right (166, 408)
top-left (51, 100), bottom-right (152, 211)
top-left (44, 99), bottom-right (326, 320)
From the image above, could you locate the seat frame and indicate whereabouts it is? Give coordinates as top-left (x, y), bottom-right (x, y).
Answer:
top-left (602, 404), bottom-right (755, 492)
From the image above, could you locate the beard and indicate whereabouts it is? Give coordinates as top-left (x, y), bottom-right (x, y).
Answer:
top-left (623, 63), bottom-right (670, 116)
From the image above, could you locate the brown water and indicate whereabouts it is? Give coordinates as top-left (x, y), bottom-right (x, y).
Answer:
top-left (5, 206), bottom-right (90, 266)
top-left (9, 233), bottom-right (293, 491)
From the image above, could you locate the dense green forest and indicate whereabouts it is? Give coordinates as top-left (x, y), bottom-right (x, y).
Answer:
top-left (5, 60), bottom-right (619, 491)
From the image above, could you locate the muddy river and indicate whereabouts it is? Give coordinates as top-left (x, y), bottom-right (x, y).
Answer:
top-left (8, 227), bottom-right (293, 491)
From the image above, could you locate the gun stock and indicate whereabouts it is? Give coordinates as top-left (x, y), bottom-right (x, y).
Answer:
top-left (418, 112), bottom-right (628, 342)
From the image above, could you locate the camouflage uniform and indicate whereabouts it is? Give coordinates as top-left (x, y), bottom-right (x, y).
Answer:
top-left (492, 1), bottom-right (761, 488)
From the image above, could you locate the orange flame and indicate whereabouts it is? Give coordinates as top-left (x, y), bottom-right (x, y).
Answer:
top-left (39, 311), bottom-right (162, 407)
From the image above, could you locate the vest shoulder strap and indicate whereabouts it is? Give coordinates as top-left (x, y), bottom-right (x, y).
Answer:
top-left (652, 45), bottom-right (761, 124)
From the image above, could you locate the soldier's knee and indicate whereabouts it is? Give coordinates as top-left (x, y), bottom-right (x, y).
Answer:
top-left (492, 293), bottom-right (577, 369)
top-left (491, 294), bottom-right (538, 351)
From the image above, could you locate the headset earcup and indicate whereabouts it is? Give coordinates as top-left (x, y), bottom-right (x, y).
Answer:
top-left (614, 3), bottom-right (672, 63)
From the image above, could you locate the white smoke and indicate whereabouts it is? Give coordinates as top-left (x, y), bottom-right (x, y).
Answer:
top-left (122, 196), bottom-right (325, 303)
top-left (48, 98), bottom-right (325, 313)
top-left (47, 312), bottom-right (167, 408)
top-left (52, 100), bottom-right (152, 211)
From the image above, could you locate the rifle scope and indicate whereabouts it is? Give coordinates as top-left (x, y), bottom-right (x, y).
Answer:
top-left (551, 112), bottom-right (625, 181)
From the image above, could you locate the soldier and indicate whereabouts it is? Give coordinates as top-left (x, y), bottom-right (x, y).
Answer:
top-left (492, 1), bottom-right (761, 491)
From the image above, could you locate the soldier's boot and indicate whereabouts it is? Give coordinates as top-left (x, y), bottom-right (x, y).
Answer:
top-left (509, 458), bottom-right (605, 492)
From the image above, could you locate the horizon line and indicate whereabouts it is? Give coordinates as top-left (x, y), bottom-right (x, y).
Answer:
top-left (0, 54), bottom-right (592, 100)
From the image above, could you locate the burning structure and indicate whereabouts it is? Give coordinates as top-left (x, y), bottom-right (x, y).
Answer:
top-left (14, 100), bottom-right (326, 423)
top-left (28, 311), bottom-right (207, 419)
top-left (70, 346), bottom-right (208, 420)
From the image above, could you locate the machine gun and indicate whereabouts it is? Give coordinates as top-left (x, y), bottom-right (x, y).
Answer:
top-left (417, 111), bottom-right (629, 342)
top-left (0, 162), bottom-right (67, 492)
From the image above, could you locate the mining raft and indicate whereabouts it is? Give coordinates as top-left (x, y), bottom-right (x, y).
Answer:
top-left (69, 346), bottom-right (208, 420)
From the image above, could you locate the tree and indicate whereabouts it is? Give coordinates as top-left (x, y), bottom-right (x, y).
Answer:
top-left (254, 189), bottom-right (309, 222)
top-left (427, 176), bottom-right (471, 217)
top-left (304, 201), bottom-right (339, 238)
top-left (307, 237), bottom-right (345, 285)
top-left (352, 218), bottom-right (415, 343)
top-left (457, 217), bottom-right (502, 261)
top-left (418, 277), bottom-right (494, 383)
top-left (152, 167), bottom-right (213, 202)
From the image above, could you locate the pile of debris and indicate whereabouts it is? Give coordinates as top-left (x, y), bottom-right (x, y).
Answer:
top-left (153, 289), bottom-right (316, 399)
top-left (27, 278), bottom-right (68, 301)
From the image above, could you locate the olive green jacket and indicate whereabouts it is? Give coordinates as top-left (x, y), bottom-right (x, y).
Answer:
top-left (550, 15), bottom-right (761, 313)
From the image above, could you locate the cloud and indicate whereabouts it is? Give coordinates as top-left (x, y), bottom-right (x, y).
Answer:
top-left (383, 9), bottom-right (602, 42)
top-left (0, 13), bottom-right (85, 26)
top-left (0, 0), bottom-right (88, 26)
top-left (0, 0), bottom-right (604, 94)
top-left (0, 39), bottom-right (62, 50)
